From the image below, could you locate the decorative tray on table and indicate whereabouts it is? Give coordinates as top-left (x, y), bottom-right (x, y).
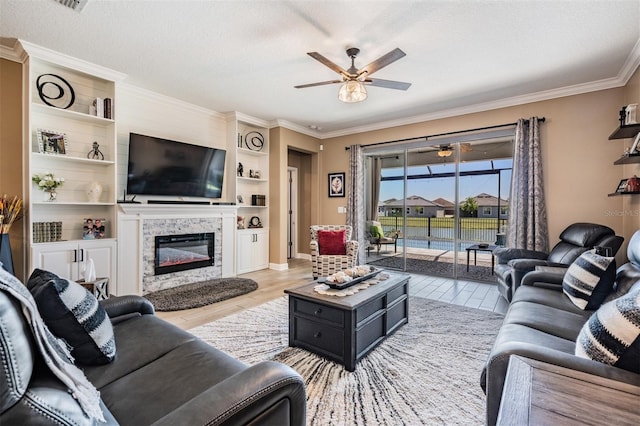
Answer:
top-left (318, 266), bottom-right (382, 289)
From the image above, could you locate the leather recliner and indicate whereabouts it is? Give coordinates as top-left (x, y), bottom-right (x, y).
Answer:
top-left (493, 223), bottom-right (623, 302)
top-left (481, 229), bottom-right (640, 426)
top-left (0, 287), bottom-right (307, 425)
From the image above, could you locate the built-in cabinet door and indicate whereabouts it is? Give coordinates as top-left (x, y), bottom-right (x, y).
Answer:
top-left (32, 241), bottom-right (79, 280)
top-left (82, 240), bottom-right (116, 282)
top-left (253, 229), bottom-right (269, 270)
top-left (31, 239), bottom-right (116, 283)
top-left (236, 228), bottom-right (269, 274)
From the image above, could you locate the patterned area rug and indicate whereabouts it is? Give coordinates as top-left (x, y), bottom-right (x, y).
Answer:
top-left (144, 278), bottom-right (258, 311)
top-left (190, 296), bottom-right (504, 425)
top-left (368, 253), bottom-right (497, 283)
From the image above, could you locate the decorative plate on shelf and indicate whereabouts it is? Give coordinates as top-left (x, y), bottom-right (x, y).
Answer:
top-left (244, 131), bottom-right (264, 151)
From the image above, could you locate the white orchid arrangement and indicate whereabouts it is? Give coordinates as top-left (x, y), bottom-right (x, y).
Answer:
top-left (32, 172), bottom-right (65, 192)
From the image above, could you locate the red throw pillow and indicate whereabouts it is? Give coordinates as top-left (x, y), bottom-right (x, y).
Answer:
top-left (318, 230), bottom-right (347, 255)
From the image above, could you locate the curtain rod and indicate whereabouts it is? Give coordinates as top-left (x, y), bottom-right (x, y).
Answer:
top-left (345, 117), bottom-right (546, 150)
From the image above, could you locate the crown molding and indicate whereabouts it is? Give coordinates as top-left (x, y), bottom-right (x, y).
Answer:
top-left (618, 37), bottom-right (640, 85)
top-left (18, 39), bottom-right (127, 82)
top-left (225, 111), bottom-right (271, 128)
top-left (0, 39), bottom-right (27, 63)
top-left (120, 83), bottom-right (225, 119)
top-left (270, 119), bottom-right (322, 138)
top-left (319, 74), bottom-right (631, 139)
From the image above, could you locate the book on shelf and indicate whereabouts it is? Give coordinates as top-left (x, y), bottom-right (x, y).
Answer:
top-left (103, 98), bottom-right (112, 119)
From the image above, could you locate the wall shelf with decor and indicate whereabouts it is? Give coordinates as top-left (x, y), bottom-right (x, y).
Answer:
top-left (226, 112), bottom-right (270, 273)
top-left (21, 40), bottom-right (125, 285)
top-left (608, 123), bottom-right (640, 140)
top-left (608, 106), bottom-right (640, 197)
top-left (608, 191), bottom-right (640, 196)
top-left (613, 154), bottom-right (640, 165)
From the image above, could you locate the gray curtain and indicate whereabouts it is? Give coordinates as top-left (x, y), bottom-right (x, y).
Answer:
top-left (365, 156), bottom-right (382, 221)
top-left (347, 144), bottom-right (366, 264)
top-left (506, 117), bottom-right (548, 251)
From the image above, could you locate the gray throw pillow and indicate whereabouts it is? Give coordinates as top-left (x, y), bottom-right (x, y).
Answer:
top-left (28, 269), bottom-right (116, 365)
top-left (562, 250), bottom-right (615, 310)
top-left (575, 289), bottom-right (640, 373)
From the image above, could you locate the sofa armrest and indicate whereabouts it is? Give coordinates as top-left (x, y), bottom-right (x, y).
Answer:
top-left (493, 248), bottom-right (548, 264)
top-left (151, 361), bottom-right (306, 426)
top-left (521, 267), bottom-right (568, 290)
top-left (100, 295), bottom-right (155, 323)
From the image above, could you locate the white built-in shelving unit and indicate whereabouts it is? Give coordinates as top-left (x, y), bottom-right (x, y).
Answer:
top-left (226, 113), bottom-right (270, 273)
top-left (21, 41), bottom-right (125, 284)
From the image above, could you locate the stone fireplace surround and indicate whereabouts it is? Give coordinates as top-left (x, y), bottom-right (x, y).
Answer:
top-left (116, 204), bottom-right (237, 296)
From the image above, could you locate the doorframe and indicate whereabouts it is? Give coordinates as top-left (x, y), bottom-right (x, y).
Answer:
top-left (287, 167), bottom-right (299, 259)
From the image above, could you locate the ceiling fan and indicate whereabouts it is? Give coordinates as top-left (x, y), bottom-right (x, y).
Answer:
top-left (436, 143), bottom-right (473, 157)
top-left (294, 47), bottom-right (411, 103)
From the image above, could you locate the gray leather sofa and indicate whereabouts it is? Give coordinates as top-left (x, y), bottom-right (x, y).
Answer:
top-left (494, 222), bottom-right (623, 302)
top-left (0, 290), bottom-right (306, 425)
top-left (482, 231), bottom-right (640, 426)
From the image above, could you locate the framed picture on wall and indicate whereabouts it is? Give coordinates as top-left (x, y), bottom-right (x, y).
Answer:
top-left (328, 172), bottom-right (345, 197)
top-left (629, 133), bottom-right (640, 155)
top-left (615, 179), bottom-right (629, 194)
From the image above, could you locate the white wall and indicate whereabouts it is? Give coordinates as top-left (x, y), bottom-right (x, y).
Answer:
top-left (115, 84), bottom-right (229, 202)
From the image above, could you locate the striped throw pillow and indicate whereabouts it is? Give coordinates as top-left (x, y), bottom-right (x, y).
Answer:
top-left (576, 290), bottom-right (640, 373)
top-left (562, 251), bottom-right (616, 310)
top-left (28, 269), bottom-right (116, 365)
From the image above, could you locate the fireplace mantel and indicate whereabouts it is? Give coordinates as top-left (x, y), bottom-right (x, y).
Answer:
top-left (116, 204), bottom-right (237, 295)
top-left (118, 203), bottom-right (237, 215)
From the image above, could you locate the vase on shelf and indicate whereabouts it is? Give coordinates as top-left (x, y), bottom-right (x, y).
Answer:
top-left (44, 190), bottom-right (57, 202)
top-left (86, 182), bottom-right (103, 203)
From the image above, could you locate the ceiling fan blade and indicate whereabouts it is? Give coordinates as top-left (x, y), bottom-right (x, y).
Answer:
top-left (294, 79), bottom-right (343, 89)
top-left (358, 48), bottom-right (406, 76)
top-left (307, 52), bottom-right (349, 76)
top-left (365, 78), bottom-right (411, 90)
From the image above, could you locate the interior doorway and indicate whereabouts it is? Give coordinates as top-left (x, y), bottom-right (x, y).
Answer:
top-left (287, 149), bottom-right (313, 260)
top-left (287, 167), bottom-right (298, 259)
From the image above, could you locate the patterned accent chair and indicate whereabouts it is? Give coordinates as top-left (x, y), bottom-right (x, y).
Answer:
top-left (310, 225), bottom-right (358, 279)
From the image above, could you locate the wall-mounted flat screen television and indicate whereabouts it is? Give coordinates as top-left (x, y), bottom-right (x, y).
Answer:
top-left (126, 133), bottom-right (226, 198)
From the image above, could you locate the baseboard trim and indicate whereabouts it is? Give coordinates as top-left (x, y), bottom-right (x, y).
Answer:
top-left (296, 253), bottom-right (311, 261)
top-left (270, 262), bottom-right (288, 271)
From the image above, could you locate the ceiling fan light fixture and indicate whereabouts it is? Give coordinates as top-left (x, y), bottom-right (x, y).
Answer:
top-left (437, 147), bottom-right (453, 157)
top-left (338, 80), bottom-right (367, 103)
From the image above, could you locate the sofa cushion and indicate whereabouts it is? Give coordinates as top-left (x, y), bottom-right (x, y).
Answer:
top-left (98, 339), bottom-right (247, 424)
top-left (558, 223), bottom-right (614, 248)
top-left (511, 286), bottom-right (586, 315)
top-left (576, 290), bottom-right (640, 373)
top-left (83, 314), bottom-right (196, 388)
top-left (504, 301), bottom-right (590, 341)
top-left (562, 251), bottom-right (616, 310)
top-left (27, 269), bottom-right (116, 365)
top-left (318, 230), bottom-right (346, 255)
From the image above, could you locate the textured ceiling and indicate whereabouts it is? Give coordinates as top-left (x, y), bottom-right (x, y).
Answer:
top-left (1, 0), bottom-right (639, 137)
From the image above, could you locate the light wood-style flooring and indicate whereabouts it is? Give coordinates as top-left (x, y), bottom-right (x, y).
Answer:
top-left (157, 258), bottom-right (509, 330)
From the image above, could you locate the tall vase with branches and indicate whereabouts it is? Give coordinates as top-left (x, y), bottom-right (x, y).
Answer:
top-left (0, 195), bottom-right (23, 275)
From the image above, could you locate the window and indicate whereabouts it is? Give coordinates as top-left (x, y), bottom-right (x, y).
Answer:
top-left (415, 207), bottom-right (424, 215)
top-left (483, 207), bottom-right (492, 216)
top-left (500, 206), bottom-right (509, 215)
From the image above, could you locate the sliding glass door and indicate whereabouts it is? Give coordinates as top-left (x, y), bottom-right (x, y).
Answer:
top-left (365, 137), bottom-right (513, 282)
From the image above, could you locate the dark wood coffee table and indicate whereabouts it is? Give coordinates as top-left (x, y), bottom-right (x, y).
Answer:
top-left (285, 271), bottom-right (410, 371)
